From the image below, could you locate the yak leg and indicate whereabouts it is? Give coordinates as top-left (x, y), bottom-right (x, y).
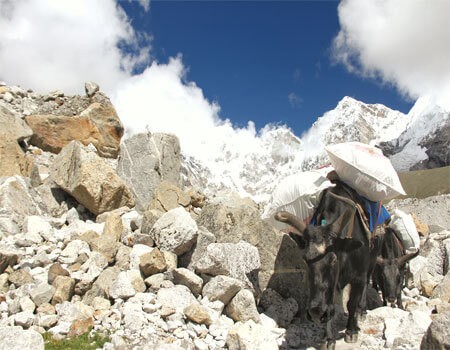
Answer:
top-left (345, 281), bottom-right (365, 343)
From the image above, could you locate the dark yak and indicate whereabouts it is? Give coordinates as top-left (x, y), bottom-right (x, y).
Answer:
top-left (275, 179), bottom-right (379, 350)
top-left (373, 227), bottom-right (419, 308)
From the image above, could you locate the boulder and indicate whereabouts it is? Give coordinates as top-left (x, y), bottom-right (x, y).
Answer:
top-left (184, 304), bottom-right (212, 326)
top-left (421, 312), bottom-right (450, 349)
top-left (139, 248), bottom-right (167, 277)
top-left (225, 289), bottom-right (260, 323)
top-left (8, 269), bottom-right (34, 287)
top-left (148, 181), bottom-right (190, 212)
top-left (197, 195), bottom-right (307, 310)
top-left (0, 176), bottom-right (44, 234)
top-left (0, 105), bottom-right (33, 177)
top-left (30, 283), bottom-right (54, 307)
top-left (227, 320), bottom-right (279, 350)
top-left (259, 288), bottom-right (298, 328)
top-left (117, 132), bottom-right (181, 212)
top-left (0, 326), bottom-right (44, 350)
top-left (193, 240), bottom-right (260, 290)
top-left (202, 275), bottom-right (243, 305)
top-left (50, 141), bottom-right (134, 215)
top-left (25, 101), bottom-right (123, 158)
top-left (156, 285), bottom-right (198, 313)
top-left (0, 250), bottom-right (19, 274)
top-left (150, 207), bottom-right (198, 256)
top-left (179, 226), bottom-right (216, 270)
top-left (51, 276), bottom-right (75, 305)
top-left (172, 268), bottom-right (203, 297)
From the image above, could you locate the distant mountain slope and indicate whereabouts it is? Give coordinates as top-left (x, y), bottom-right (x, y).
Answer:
top-left (182, 96), bottom-right (449, 204)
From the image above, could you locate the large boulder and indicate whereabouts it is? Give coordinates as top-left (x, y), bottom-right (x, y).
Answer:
top-left (0, 176), bottom-right (44, 234)
top-left (0, 104), bottom-right (33, 177)
top-left (50, 141), bottom-right (134, 215)
top-left (196, 194), bottom-right (307, 310)
top-left (150, 207), bottom-right (198, 256)
top-left (421, 312), bottom-right (450, 349)
top-left (193, 240), bottom-right (260, 290)
top-left (117, 132), bottom-right (181, 212)
top-left (25, 101), bottom-right (123, 158)
top-left (0, 326), bottom-right (44, 350)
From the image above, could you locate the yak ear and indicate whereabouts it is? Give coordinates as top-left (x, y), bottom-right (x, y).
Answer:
top-left (289, 232), bottom-right (306, 250)
top-left (334, 238), bottom-right (362, 252)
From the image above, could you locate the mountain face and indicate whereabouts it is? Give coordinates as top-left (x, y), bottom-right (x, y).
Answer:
top-left (182, 96), bottom-right (449, 204)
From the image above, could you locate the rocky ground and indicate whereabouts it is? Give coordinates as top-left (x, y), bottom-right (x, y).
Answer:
top-left (0, 83), bottom-right (449, 350)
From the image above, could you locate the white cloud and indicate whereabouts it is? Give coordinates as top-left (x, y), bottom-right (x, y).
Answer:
top-left (333, 0), bottom-right (450, 109)
top-left (0, 0), bottom-right (150, 94)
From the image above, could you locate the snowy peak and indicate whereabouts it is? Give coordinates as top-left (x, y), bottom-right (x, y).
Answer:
top-left (182, 96), bottom-right (415, 203)
top-left (383, 96), bottom-right (450, 171)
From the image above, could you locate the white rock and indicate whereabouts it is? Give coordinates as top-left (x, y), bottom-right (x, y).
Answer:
top-left (14, 311), bottom-right (35, 328)
top-left (129, 244), bottom-right (153, 270)
top-left (109, 271), bottom-right (136, 300)
top-left (150, 207), bottom-right (198, 256)
top-left (157, 285), bottom-right (198, 313)
top-left (0, 326), bottom-right (44, 349)
top-left (227, 320), bottom-right (279, 350)
top-left (58, 240), bottom-right (90, 264)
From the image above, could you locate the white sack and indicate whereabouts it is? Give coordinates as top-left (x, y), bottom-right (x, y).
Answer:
top-left (390, 209), bottom-right (420, 251)
top-left (325, 142), bottom-right (406, 201)
top-left (262, 170), bottom-right (334, 231)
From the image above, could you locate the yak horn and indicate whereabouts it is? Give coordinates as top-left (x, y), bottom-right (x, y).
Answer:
top-left (396, 249), bottom-right (420, 267)
top-left (275, 211), bottom-right (306, 234)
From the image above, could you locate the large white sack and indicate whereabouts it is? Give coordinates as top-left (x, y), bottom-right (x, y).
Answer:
top-left (390, 209), bottom-right (420, 251)
top-left (325, 142), bottom-right (406, 201)
top-left (262, 170), bottom-right (334, 231)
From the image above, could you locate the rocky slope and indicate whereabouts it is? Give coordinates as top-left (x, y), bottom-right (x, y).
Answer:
top-left (0, 83), bottom-right (449, 350)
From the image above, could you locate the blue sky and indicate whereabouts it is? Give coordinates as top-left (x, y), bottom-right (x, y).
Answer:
top-left (121, 0), bottom-right (413, 135)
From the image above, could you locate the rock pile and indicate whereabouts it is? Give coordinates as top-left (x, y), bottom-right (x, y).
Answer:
top-left (0, 82), bottom-right (449, 349)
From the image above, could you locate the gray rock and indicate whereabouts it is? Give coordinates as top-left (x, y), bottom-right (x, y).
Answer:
top-left (259, 288), bottom-right (298, 328)
top-left (202, 275), bottom-right (243, 305)
top-left (0, 104), bottom-right (33, 141)
top-left (179, 226), bottom-right (216, 271)
top-left (157, 285), bottom-right (198, 313)
top-left (225, 289), bottom-right (260, 323)
top-left (30, 283), bottom-right (55, 306)
top-left (0, 176), bottom-right (44, 234)
top-left (50, 141), bottom-right (134, 215)
top-left (117, 132), bottom-right (181, 212)
top-left (197, 196), bottom-right (307, 311)
top-left (421, 312), bottom-right (450, 349)
top-left (194, 240), bottom-right (260, 290)
top-left (150, 207), bottom-right (198, 256)
top-left (14, 311), bottom-right (35, 328)
top-left (0, 326), bottom-right (44, 350)
top-left (84, 82), bottom-right (99, 97)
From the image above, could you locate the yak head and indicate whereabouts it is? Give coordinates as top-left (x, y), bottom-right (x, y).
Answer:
top-left (275, 210), bottom-right (362, 323)
top-left (376, 249), bottom-right (419, 306)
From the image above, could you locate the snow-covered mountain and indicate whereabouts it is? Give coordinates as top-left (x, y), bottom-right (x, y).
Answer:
top-left (182, 96), bottom-right (449, 204)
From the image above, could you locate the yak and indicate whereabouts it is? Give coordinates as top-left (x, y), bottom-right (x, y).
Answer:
top-left (373, 227), bottom-right (419, 308)
top-left (275, 180), bottom-right (380, 350)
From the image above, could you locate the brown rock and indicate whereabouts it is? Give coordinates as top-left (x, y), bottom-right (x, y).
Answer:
top-left (25, 101), bottom-right (123, 158)
top-left (0, 252), bottom-right (18, 274)
top-left (52, 276), bottom-right (75, 305)
top-left (102, 212), bottom-right (123, 242)
top-left (139, 248), bottom-right (167, 277)
top-left (184, 304), bottom-right (212, 326)
top-left (8, 269), bottom-right (33, 287)
top-left (149, 181), bottom-right (191, 213)
top-left (68, 317), bottom-right (94, 338)
top-left (48, 263), bottom-right (70, 285)
top-left (25, 114), bottom-right (101, 154)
